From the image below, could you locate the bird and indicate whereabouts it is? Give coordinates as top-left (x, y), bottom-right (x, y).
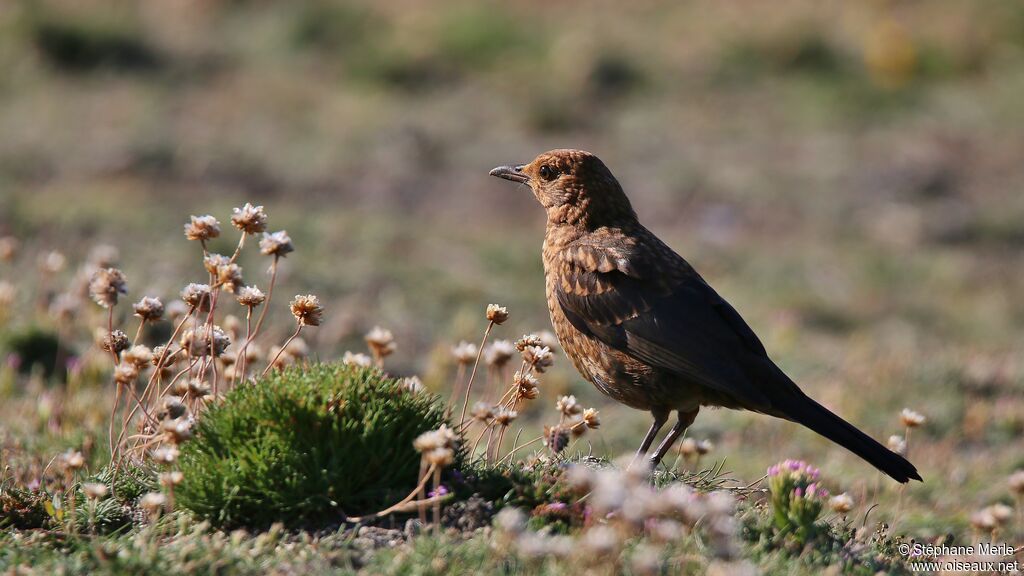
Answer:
top-left (490, 149), bottom-right (921, 483)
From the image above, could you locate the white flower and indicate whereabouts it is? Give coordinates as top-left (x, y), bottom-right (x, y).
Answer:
top-left (555, 395), bottom-right (581, 416)
top-left (342, 351), bottom-right (372, 368)
top-left (900, 408), bottom-right (926, 428)
top-left (829, 493), bottom-right (854, 514)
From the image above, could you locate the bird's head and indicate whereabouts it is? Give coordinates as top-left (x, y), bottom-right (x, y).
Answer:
top-left (489, 149), bottom-right (635, 228)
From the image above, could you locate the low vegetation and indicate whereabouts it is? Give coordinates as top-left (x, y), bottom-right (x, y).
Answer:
top-left (178, 363), bottom-right (449, 529)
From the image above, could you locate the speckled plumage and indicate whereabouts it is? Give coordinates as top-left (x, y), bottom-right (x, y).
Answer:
top-left (490, 149), bottom-right (921, 482)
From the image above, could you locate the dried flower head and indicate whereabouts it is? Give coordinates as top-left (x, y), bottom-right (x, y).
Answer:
top-left (158, 396), bottom-right (188, 421)
top-left (162, 418), bottom-right (193, 444)
top-left (1008, 470), bottom-right (1024, 495)
top-left (151, 446), bottom-right (180, 464)
top-left (581, 408), bottom-right (601, 429)
top-left (171, 379), bottom-right (190, 396)
top-left (114, 363), bottom-right (139, 384)
top-left (515, 334), bottom-right (543, 352)
top-left (259, 231), bottom-right (294, 257)
top-left (180, 326), bottom-right (230, 357)
top-left (471, 401), bottom-right (494, 423)
top-left (133, 296), bottom-right (164, 321)
top-left (696, 439), bottom-right (714, 456)
top-left (203, 253), bottom-right (230, 275)
top-left (425, 447), bottom-right (455, 467)
top-left (123, 345), bottom-right (154, 367)
top-left (184, 215), bottom-right (221, 242)
top-left (216, 262), bottom-right (244, 293)
top-left (679, 438), bottom-right (697, 457)
top-left (365, 326), bottom-right (396, 358)
top-left (210, 326), bottom-right (231, 357)
top-left (887, 434), bottom-right (907, 455)
top-left (0, 236), bottom-right (18, 262)
top-left (231, 203), bottom-right (268, 234)
top-left (451, 341), bottom-right (478, 365)
top-left (485, 340), bottom-right (515, 368)
top-left (485, 304), bottom-right (509, 325)
top-left (83, 483), bottom-right (109, 500)
top-left (544, 425), bottom-right (570, 454)
top-left (414, 425), bottom-right (458, 453)
top-left (494, 407), bottom-right (518, 426)
top-left (159, 471), bottom-right (184, 488)
top-left (236, 285), bottom-right (266, 307)
top-left (100, 330), bottom-right (130, 355)
top-left (187, 378), bottom-right (211, 398)
top-left (971, 508), bottom-right (996, 531)
top-left (513, 371), bottom-right (539, 400)
top-left (900, 408), bottom-right (926, 428)
top-left (151, 345), bottom-right (178, 367)
top-left (39, 251), bottom-right (66, 274)
top-left (89, 268), bottom-right (128, 308)
top-left (987, 503), bottom-right (1013, 525)
top-left (342, 351), bottom-right (372, 367)
top-left (829, 493), bottom-right (854, 514)
top-left (555, 395), bottom-right (582, 417)
top-left (522, 345), bottom-right (554, 373)
top-left (140, 492), bottom-right (167, 515)
top-left (62, 450), bottom-right (85, 471)
top-left (568, 417), bottom-right (588, 438)
top-left (290, 294), bottom-right (323, 326)
top-left (180, 283), bottom-right (212, 310)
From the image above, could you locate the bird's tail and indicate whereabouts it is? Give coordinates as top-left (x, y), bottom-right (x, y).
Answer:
top-left (778, 391), bottom-right (922, 483)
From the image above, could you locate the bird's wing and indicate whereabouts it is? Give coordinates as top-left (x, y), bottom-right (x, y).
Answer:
top-left (554, 236), bottom-right (777, 411)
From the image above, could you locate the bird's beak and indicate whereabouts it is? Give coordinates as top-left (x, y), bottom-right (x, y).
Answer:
top-left (489, 164), bottom-right (529, 184)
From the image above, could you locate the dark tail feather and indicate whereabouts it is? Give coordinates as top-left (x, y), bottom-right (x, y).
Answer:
top-left (780, 392), bottom-right (922, 483)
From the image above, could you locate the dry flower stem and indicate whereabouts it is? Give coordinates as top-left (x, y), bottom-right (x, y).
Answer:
top-left (109, 382), bottom-right (122, 459)
top-left (237, 256), bottom-right (279, 376)
top-left (458, 321), bottom-right (494, 431)
top-left (446, 364), bottom-right (467, 418)
top-left (137, 311), bottom-right (192, 410)
top-left (236, 307), bottom-right (254, 382)
top-left (262, 324), bottom-right (303, 379)
top-left (469, 422), bottom-right (492, 459)
top-left (133, 317), bottom-right (147, 348)
top-left (345, 463), bottom-right (438, 522)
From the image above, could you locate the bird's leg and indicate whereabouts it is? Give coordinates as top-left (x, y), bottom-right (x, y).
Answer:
top-left (649, 409), bottom-right (699, 468)
top-left (630, 408), bottom-right (669, 468)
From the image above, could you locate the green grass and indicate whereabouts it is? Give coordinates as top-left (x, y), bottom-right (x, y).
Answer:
top-left (177, 363), bottom-right (451, 529)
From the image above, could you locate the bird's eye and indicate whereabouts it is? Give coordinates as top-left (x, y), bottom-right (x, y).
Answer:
top-left (538, 165), bottom-right (555, 181)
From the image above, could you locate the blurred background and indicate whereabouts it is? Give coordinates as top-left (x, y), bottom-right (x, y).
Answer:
top-left (1, 0), bottom-right (1022, 534)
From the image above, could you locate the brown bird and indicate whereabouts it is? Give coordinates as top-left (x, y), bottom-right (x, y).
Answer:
top-left (490, 149), bottom-right (921, 483)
